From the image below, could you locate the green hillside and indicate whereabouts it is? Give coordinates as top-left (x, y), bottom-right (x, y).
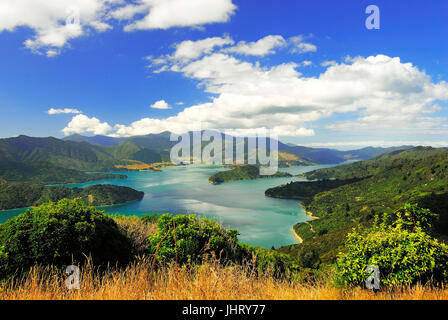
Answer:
top-left (102, 141), bottom-right (163, 163)
top-left (0, 178), bottom-right (144, 210)
top-left (265, 178), bottom-right (362, 199)
top-left (65, 132), bottom-right (411, 165)
top-left (0, 136), bottom-right (168, 173)
top-left (272, 147), bottom-right (448, 265)
top-left (209, 165), bottom-right (292, 184)
top-left (0, 135), bottom-right (117, 171)
top-left (0, 161), bottom-right (126, 184)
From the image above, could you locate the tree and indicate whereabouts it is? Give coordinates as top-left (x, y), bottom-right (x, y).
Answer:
top-left (336, 204), bottom-right (448, 287)
top-left (0, 198), bottom-right (132, 279)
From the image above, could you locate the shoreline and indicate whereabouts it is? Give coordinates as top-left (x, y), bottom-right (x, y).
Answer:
top-left (290, 227), bottom-right (303, 244)
top-left (299, 203), bottom-right (319, 219)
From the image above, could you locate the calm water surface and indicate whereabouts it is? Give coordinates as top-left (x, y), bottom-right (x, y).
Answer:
top-left (0, 164), bottom-right (337, 248)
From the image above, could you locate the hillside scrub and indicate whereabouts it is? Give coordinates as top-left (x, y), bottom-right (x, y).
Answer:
top-left (336, 204), bottom-right (448, 287)
top-left (0, 180), bottom-right (144, 210)
top-left (0, 198), bottom-right (133, 279)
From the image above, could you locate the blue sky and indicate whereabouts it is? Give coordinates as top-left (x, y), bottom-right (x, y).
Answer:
top-left (0, 0), bottom-right (447, 149)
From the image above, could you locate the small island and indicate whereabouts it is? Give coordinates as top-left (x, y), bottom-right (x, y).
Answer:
top-left (0, 179), bottom-right (144, 210)
top-left (208, 165), bottom-right (292, 184)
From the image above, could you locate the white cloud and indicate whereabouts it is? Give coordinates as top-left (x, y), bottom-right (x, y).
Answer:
top-left (224, 35), bottom-right (286, 56)
top-left (47, 108), bottom-right (82, 115)
top-left (150, 100), bottom-right (171, 109)
top-left (170, 36), bottom-right (234, 63)
top-left (62, 114), bottom-right (112, 135)
top-left (113, 0), bottom-right (237, 31)
top-left (0, 0), bottom-right (237, 56)
top-left (0, 0), bottom-right (111, 57)
top-left (300, 60), bottom-right (312, 67)
top-left (289, 35), bottom-right (317, 54)
top-left (62, 34), bottom-right (448, 139)
top-left (321, 60), bottom-right (337, 67)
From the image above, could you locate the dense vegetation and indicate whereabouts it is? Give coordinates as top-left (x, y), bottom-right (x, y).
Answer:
top-left (0, 134), bottom-right (410, 175)
top-left (0, 198), bottom-right (132, 279)
top-left (336, 204), bottom-right (448, 287)
top-left (209, 165), bottom-right (292, 184)
top-left (0, 135), bottom-right (169, 171)
top-left (146, 213), bottom-right (298, 277)
top-left (0, 161), bottom-right (126, 184)
top-left (0, 178), bottom-right (144, 210)
top-left (1, 197), bottom-right (447, 291)
top-left (277, 147), bottom-right (448, 266)
top-left (0, 199), bottom-right (297, 281)
top-left (265, 178), bottom-right (362, 199)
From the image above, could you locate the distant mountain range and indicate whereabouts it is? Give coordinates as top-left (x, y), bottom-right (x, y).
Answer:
top-left (64, 132), bottom-right (413, 165)
top-left (0, 133), bottom-right (414, 176)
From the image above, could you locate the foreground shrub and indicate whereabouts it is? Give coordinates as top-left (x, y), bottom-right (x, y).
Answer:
top-left (0, 198), bottom-right (132, 279)
top-left (336, 204), bottom-right (448, 287)
top-left (147, 213), bottom-right (299, 278)
top-left (147, 214), bottom-right (240, 265)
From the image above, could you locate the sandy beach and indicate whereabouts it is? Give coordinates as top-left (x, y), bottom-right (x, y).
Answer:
top-left (299, 203), bottom-right (319, 219)
top-left (290, 227), bottom-right (303, 244)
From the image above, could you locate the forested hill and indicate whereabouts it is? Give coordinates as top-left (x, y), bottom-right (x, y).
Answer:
top-left (0, 135), bottom-right (412, 174)
top-left (0, 135), bottom-right (167, 171)
top-left (0, 179), bottom-right (144, 210)
top-left (208, 165), bottom-right (292, 184)
top-left (273, 147), bottom-right (448, 264)
top-left (64, 133), bottom-right (412, 165)
top-left (301, 146), bottom-right (447, 180)
top-left (0, 161), bottom-right (126, 184)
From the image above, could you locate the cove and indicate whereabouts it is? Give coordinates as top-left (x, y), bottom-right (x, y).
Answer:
top-left (0, 164), bottom-right (337, 248)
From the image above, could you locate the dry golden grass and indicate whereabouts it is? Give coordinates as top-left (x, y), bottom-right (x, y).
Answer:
top-left (113, 215), bottom-right (158, 256)
top-left (1, 260), bottom-right (448, 300)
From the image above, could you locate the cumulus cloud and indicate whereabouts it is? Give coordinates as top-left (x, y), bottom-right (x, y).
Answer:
top-left (224, 35), bottom-right (286, 56)
top-left (0, 0), bottom-right (112, 57)
top-left (321, 60), bottom-right (337, 67)
top-left (289, 35), bottom-right (317, 54)
top-left (62, 114), bottom-right (112, 135)
top-left (112, 0), bottom-right (237, 31)
top-left (47, 108), bottom-right (82, 115)
top-left (62, 35), bottom-right (448, 139)
top-left (147, 36), bottom-right (234, 69)
top-left (150, 100), bottom-right (171, 109)
top-left (0, 0), bottom-right (237, 56)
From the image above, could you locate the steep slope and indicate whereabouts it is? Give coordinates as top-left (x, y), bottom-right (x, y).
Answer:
top-left (0, 178), bottom-right (144, 210)
top-left (0, 135), bottom-right (116, 170)
top-left (103, 141), bottom-right (163, 164)
top-left (63, 134), bottom-right (124, 146)
top-left (65, 132), bottom-right (412, 165)
top-left (0, 161), bottom-right (126, 184)
top-left (271, 147), bottom-right (448, 264)
top-left (208, 165), bottom-right (292, 184)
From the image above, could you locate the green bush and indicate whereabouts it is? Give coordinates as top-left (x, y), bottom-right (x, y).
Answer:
top-left (336, 204), bottom-right (448, 287)
top-left (0, 198), bottom-right (132, 279)
top-left (146, 214), bottom-right (299, 277)
top-left (147, 214), bottom-right (240, 265)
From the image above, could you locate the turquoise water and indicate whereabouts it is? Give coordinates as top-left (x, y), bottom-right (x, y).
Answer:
top-left (0, 164), bottom-right (336, 248)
